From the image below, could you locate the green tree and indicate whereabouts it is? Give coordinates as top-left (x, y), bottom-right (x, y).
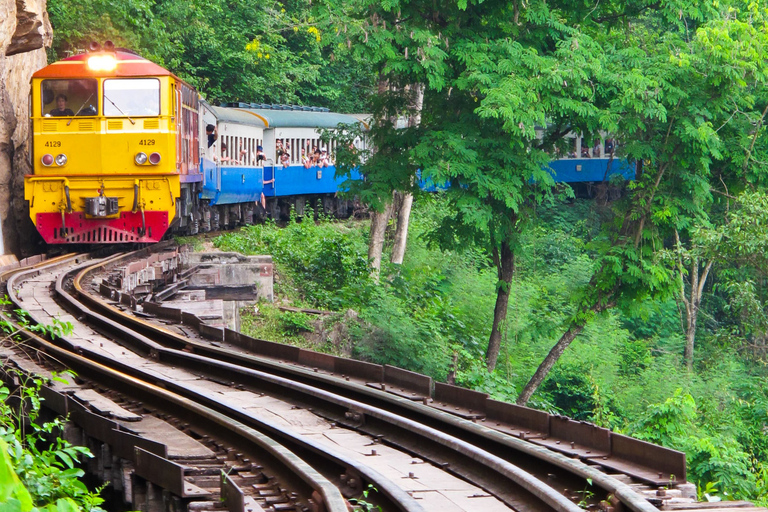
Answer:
top-left (47, 0), bottom-right (367, 107)
top-left (321, 0), bottom-right (614, 370)
top-left (517, 2), bottom-right (768, 403)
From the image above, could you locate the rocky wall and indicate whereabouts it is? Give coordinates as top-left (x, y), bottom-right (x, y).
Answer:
top-left (0, 0), bottom-right (51, 256)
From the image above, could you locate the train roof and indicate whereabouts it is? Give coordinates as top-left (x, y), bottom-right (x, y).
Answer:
top-left (32, 50), bottom-right (177, 79)
top-left (225, 107), bottom-right (367, 130)
top-left (209, 105), bottom-right (268, 128)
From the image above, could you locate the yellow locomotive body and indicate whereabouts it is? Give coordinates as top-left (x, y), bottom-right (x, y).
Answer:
top-left (25, 49), bottom-right (200, 243)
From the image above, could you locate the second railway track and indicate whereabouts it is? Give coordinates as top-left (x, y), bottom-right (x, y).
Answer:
top-left (0, 246), bottom-right (710, 512)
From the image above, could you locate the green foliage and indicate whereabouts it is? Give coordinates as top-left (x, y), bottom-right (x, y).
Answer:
top-left (631, 390), bottom-right (760, 500)
top-left (13, 312), bottom-right (73, 341)
top-left (47, 0), bottom-right (375, 110)
top-left (239, 305), bottom-right (327, 351)
top-left (348, 484), bottom-right (382, 512)
top-left (0, 370), bottom-right (104, 512)
top-left (213, 192), bottom-right (768, 502)
top-left (174, 235), bottom-right (205, 252)
top-left (540, 364), bottom-right (597, 421)
top-left (215, 217), bottom-right (373, 310)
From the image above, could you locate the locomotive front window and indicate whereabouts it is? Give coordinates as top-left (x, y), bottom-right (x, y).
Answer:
top-left (103, 78), bottom-right (160, 117)
top-left (41, 79), bottom-right (98, 117)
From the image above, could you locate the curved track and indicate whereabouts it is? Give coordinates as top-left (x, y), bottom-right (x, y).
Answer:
top-left (2, 248), bottom-right (669, 512)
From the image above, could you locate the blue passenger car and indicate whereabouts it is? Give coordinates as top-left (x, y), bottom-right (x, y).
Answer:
top-left (196, 102), bottom-right (632, 227)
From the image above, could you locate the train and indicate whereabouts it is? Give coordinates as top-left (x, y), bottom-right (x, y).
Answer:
top-left (24, 45), bottom-right (634, 245)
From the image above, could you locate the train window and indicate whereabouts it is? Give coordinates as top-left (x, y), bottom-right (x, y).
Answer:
top-left (103, 78), bottom-right (160, 117)
top-left (41, 79), bottom-right (98, 117)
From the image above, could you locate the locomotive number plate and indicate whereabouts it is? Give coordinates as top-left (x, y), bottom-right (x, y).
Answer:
top-left (44, 141), bottom-right (62, 147)
top-left (139, 139), bottom-right (156, 146)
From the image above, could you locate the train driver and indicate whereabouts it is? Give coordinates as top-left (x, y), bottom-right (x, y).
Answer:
top-left (49, 94), bottom-right (75, 117)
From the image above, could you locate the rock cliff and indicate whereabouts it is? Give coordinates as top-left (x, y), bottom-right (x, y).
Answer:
top-left (1, 0), bottom-right (52, 256)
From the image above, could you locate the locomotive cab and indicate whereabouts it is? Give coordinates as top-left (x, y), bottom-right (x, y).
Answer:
top-left (24, 49), bottom-right (200, 243)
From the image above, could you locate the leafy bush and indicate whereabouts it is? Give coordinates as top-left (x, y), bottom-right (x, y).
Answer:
top-left (280, 311), bottom-right (315, 333)
top-left (0, 370), bottom-right (104, 512)
top-left (215, 218), bottom-right (373, 309)
top-left (539, 364), bottom-right (597, 420)
top-left (631, 390), bottom-right (760, 500)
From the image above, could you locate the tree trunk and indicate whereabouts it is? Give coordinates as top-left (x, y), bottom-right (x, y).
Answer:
top-left (368, 198), bottom-right (394, 280)
top-left (516, 322), bottom-right (586, 405)
top-left (684, 310), bottom-right (697, 371)
top-left (390, 84), bottom-right (423, 265)
top-left (391, 191), bottom-right (413, 264)
top-left (675, 230), bottom-right (713, 371)
top-left (487, 240), bottom-right (515, 372)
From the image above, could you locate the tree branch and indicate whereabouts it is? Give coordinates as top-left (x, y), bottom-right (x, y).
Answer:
top-left (743, 102), bottom-right (768, 172)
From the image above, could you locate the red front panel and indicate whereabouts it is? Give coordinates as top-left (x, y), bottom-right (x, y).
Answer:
top-left (36, 211), bottom-right (169, 244)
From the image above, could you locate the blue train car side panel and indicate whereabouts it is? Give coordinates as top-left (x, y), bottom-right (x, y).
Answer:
top-left (201, 158), bottom-right (217, 200)
top-left (202, 163), bottom-right (264, 205)
top-left (263, 165), bottom-right (360, 197)
top-left (547, 158), bottom-right (635, 182)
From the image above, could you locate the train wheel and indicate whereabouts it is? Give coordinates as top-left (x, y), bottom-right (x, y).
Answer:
top-left (244, 203), bottom-right (254, 225)
top-left (211, 208), bottom-right (220, 231)
top-left (268, 199), bottom-right (280, 220)
top-left (189, 217), bottom-right (199, 235)
top-left (295, 197), bottom-right (305, 218)
top-left (201, 206), bottom-right (211, 232)
top-left (222, 206), bottom-right (230, 228)
top-left (231, 204), bottom-right (242, 226)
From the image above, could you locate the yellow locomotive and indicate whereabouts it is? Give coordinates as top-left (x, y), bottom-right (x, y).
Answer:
top-left (25, 42), bottom-right (201, 243)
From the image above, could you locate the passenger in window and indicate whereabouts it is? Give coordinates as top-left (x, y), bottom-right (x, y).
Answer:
top-left (256, 145), bottom-right (266, 164)
top-left (605, 138), bottom-right (615, 156)
top-left (301, 148), bottom-right (311, 169)
top-left (206, 125), bottom-right (218, 148)
top-left (276, 140), bottom-right (285, 159)
top-left (318, 148), bottom-right (330, 168)
top-left (280, 150), bottom-right (291, 169)
top-left (217, 143), bottom-right (240, 165)
top-left (312, 148), bottom-right (321, 166)
top-left (238, 142), bottom-right (253, 165)
top-left (49, 94), bottom-right (75, 117)
top-left (581, 145), bottom-right (591, 158)
top-left (592, 141), bottom-right (602, 157)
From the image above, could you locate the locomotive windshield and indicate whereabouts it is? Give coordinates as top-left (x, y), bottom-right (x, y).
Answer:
top-left (103, 78), bottom-right (160, 117)
top-left (41, 79), bottom-right (98, 117)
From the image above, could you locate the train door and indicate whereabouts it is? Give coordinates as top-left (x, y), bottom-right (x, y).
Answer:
top-left (199, 103), bottom-right (219, 201)
top-left (262, 128), bottom-right (276, 196)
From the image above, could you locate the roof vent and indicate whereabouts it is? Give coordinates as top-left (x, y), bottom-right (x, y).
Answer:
top-left (223, 102), bottom-right (333, 112)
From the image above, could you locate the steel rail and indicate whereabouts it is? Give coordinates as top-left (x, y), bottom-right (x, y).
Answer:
top-left (49, 255), bottom-right (579, 512)
top-left (4, 255), bottom-right (350, 512)
top-left (59, 278), bottom-right (579, 512)
top-left (51, 264), bottom-right (428, 512)
top-left (73, 248), bottom-right (662, 512)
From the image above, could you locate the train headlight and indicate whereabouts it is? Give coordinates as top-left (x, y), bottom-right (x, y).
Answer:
top-left (149, 152), bottom-right (161, 165)
top-left (54, 154), bottom-right (67, 166)
top-left (41, 154), bottom-right (53, 166)
top-left (135, 152), bottom-right (148, 165)
top-left (87, 54), bottom-right (117, 72)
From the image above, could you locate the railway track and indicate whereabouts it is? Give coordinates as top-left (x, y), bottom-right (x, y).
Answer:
top-left (0, 246), bottom-right (762, 512)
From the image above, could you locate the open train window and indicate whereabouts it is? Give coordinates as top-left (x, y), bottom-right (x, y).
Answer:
top-left (41, 79), bottom-right (98, 117)
top-left (103, 78), bottom-right (160, 117)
